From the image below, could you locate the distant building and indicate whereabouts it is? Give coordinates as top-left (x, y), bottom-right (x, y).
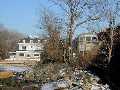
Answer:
top-left (6, 38), bottom-right (44, 61)
top-left (77, 32), bottom-right (99, 52)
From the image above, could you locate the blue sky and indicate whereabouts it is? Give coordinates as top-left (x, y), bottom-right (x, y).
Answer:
top-left (0, 0), bottom-right (51, 36)
top-left (0, 0), bottom-right (118, 37)
top-left (0, 0), bottom-right (90, 37)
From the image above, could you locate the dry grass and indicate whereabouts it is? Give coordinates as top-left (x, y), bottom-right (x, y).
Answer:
top-left (0, 71), bottom-right (13, 79)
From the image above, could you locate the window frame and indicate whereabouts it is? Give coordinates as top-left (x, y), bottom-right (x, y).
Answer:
top-left (34, 54), bottom-right (40, 56)
top-left (19, 53), bottom-right (24, 56)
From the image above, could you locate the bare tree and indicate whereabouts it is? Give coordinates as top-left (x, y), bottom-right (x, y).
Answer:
top-left (40, 10), bottom-right (64, 63)
top-left (0, 25), bottom-right (25, 60)
top-left (48, 0), bottom-right (108, 67)
top-left (97, 0), bottom-right (120, 63)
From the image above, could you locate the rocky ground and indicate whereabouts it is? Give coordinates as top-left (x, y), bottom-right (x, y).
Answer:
top-left (41, 70), bottom-right (110, 90)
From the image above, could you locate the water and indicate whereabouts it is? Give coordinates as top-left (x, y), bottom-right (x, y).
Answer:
top-left (0, 65), bottom-right (31, 72)
top-left (41, 83), bottom-right (55, 90)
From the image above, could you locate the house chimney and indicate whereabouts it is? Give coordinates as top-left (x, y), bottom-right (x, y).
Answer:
top-left (23, 40), bottom-right (25, 43)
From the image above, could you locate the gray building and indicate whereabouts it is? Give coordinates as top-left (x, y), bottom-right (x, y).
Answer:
top-left (77, 32), bottom-right (99, 52)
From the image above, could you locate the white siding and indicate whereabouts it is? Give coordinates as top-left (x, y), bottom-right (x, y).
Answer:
top-left (8, 39), bottom-right (44, 61)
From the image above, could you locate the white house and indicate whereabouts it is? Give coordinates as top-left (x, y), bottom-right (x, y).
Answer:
top-left (7, 38), bottom-right (44, 61)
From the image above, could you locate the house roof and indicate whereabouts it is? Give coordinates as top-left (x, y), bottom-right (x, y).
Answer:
top-left (17, 37), bottom-right (41, 43)
top-left (78, 32), bottom-right (97, 38)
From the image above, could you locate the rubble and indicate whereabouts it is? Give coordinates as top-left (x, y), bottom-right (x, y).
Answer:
top-left (41, 69), bottom-right (111, 90)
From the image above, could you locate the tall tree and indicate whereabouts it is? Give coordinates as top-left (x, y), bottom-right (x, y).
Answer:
top-left (49, 0), bottom-right (107, 66)
top-left (40, 10), bottom-right (64, 63)
top-left (49, 0), bottom-right (120, 64)
top-left (97, 0), bottom-right (120, 63)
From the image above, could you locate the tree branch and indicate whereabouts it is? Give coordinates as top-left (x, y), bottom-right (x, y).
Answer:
top-left (76, 16), bottom-right (101, 28)
top-left (49, 0), bottom-right (69, 14)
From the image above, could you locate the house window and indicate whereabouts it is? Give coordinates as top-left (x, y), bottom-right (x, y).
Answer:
top-left (79, 37), bottom-right (83, 41)
top-left (9, 52), bottom-right (16, 56)
top-left (86, 37), bottom-right (91, 42)
top-left (34, 54), bottom-right (39, 56)
top-left (27, 54), bottom-right (30, 57)
top-left (19, 53), bottom-right (24, 56)
top-left (22, 46), bottom-right (26, 50)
